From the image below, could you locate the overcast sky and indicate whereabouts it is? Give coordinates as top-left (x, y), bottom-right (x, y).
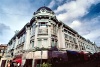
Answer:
top-left (0, 0), bottom-right (100, 46)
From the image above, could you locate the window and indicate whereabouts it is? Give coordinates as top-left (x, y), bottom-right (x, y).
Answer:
top-left (38, 39), bottom-right (42, 47)
top-left (20, 37), bottom-right (22, 43)
top-left (64, 29), bottom-right (68, 33)
top-left (37, 39), bottom-right (48, 48)
top-left (38, 28), bottom-right (48, 34)
top-left (75, 45), bottom-right (78, 49)
top-left (32, 41), bottom-right (34, 48)
top-left (38, 22), bottom-right (48, 34)
top-left (65, 34), bottom-right (68, 39)
top-left (51, 24), bottom-right (56, 35)
top-left (55, 41), bottom-right (57, 46)
top-left (73, 38), bottom-right (76, 43)
top-left (53, 26), bottom-right (56, 34)
top-left (13, 41), bottom-right (15, 48)
top-left (31, 23), bottom-right (36, 36)
top-left (69, 36), bottom-right (72, 40)
top-left (65, 42), bottom-right (68, 48)
top-left (18, 38), bottom-right (21, 44)
top-left (72, 44), bottom-right (74, 49)
top-left (43, 39), bottom-right (48, 48)
top-left (51, 40), bottom-right (55, 47)
top-left (23, 34), bottom-right (26, 42)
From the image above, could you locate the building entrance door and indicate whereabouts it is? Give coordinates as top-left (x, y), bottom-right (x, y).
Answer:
top-left (23, 59), bottom-right (33, 67)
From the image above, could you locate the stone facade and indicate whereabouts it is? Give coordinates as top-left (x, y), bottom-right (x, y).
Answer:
top-left (6, 6), bottom-right (99, 66)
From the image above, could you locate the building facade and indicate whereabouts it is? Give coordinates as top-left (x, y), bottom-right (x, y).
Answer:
top-left (6, 6), bottom-right (99, 67)
top-left (0, 44), bottom-right (7, 59)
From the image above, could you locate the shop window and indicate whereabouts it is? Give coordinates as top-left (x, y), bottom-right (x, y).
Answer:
top-left (1, 60), bottom-right (6, 67)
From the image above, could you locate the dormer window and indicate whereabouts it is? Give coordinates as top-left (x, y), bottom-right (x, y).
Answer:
top-left (41, 8), bottom-right (45, 12)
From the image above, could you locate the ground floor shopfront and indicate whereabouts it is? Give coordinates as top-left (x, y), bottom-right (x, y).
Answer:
top-left (21, 50), bottom-right (75, 67)
top-left (0, 50), bottom-right (93, 67)
top-left (0, 57), bottom-right (13, 67)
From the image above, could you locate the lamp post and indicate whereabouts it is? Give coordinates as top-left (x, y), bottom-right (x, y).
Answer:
top-left (40, 46), bottom-right (43, 67)
top-left (32, 48), bottom-right (35, 67)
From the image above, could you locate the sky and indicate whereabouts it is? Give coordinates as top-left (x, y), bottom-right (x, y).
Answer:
top-left (0, 0), bottom-right (100, 46)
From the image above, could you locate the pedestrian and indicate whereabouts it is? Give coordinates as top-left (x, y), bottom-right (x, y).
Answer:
top-left (17, 63), bottom-right (21, 67)
top-left (7, 61), bottom-right (10, 67)
top-left (10, 60), bottom-right (14, 67)
top-left (13, 62), bottom-right (18, 67)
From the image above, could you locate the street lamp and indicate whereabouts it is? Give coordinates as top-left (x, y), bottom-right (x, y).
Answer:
top-left (40, 46), bottom-right (43, 67)
top-left (32, 48), bottom-right (36, 67)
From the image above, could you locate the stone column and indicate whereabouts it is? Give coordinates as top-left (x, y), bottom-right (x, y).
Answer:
top-left (34, 21), bottom-right (39, 47)
top-left (56, 24), bottom-right (59, 48)
top-left (57, 25), bottom-right (61, 48)
top-left (23, 26), bottom-right (31, 50)
top-left (48, 20), bottom-right (51, 48)
top-left (14, 37), bottom-right (18, 55)
top-left (75, 34), bottom-right (80, 51)
top-left (58, 24), bottom-right (65, 49)
top-left (61, 26), bottom-right (65, 48)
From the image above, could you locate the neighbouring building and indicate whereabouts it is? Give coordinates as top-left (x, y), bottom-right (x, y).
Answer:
top-left (5, 6), bottom-right (100, 67)
top-left (0, 44), bottom-right (7, 59)
top-left (0, 44), bottom-right (8, 67)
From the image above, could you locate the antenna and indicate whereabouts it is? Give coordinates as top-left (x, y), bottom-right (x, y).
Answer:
top-left (44, 4), bottom-right (45, 6)
top-left (42, 0), bottom-right (45, 7)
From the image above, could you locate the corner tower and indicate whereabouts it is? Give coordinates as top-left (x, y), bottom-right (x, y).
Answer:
top-left (30, 6), bottom-right (58, 48)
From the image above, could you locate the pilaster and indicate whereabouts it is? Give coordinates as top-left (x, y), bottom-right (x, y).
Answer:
top-left (23, 26), bottom-right (31, 50)
top-left (48, 19), bottom-right (51, 48)
top-left (34, 19), bottom-right (39, 47)
top-left (14, 37), bottom-right (18, 55)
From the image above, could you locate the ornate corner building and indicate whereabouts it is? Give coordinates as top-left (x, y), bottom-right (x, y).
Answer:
top-left (4, 6), bottom-right (100, 67)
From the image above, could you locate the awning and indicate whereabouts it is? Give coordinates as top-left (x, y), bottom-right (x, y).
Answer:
top-left (48, 51), bottom-right (68, 61)
top-left (67, 50), bottom-right (79, 55)
top-left (14, 59), bottom-right (22, 64)
top-left (51, 51), bottom-right (66, 58)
